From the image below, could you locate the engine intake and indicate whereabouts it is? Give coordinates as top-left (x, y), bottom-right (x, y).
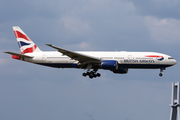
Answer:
top-left (101, 60), bottom-right (118, 70)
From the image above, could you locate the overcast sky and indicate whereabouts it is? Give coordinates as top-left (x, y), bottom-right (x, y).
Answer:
top-left (1, 0), bottom-right (180, 120)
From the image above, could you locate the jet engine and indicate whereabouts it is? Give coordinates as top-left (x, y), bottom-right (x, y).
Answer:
top-left (101, 60), bottom-right (118, 70)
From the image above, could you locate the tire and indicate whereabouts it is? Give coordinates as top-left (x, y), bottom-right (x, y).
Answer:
top-left (82, 73), bottom-right (86, 77)
top-left (97, 73), bottom-right (101, 77)
top-left (159, 73), bottom-right (163, 77)
top-left (89, 74), bottom-right (93, 79)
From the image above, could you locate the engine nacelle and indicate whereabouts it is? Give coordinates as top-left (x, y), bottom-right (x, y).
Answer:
top-left (112, 68), bottom-right (128, 74)
top-left (101, 60), bottom-right (118, 70)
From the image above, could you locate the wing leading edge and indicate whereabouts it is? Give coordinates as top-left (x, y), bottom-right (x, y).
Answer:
top-left (46, 44), bottom-right (101, 64)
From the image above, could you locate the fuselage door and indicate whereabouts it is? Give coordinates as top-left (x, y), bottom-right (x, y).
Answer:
top-left (42, 54), bottom-right (46, 63)
top-left (128, 55), bottom-right (133, 64)
top-left (128, 55), bottom-right (132, 60)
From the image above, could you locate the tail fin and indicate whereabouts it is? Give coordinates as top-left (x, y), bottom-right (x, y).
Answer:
top-left (13, 26), bottom-right (42, 54)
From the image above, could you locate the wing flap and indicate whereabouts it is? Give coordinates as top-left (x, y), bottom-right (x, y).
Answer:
top-left (46, 44), bottom-right (101, 63)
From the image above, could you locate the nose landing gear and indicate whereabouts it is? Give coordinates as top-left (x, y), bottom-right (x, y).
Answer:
top-left (159, 68), bottom-right (166, 77)
top-left (159, 73), bottom-right (163, 77)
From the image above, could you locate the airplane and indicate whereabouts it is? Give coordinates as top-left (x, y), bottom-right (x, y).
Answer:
top-left (4, 26), bottom-right (177, 78)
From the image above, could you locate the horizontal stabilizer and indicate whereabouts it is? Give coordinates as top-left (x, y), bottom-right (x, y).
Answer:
top-left (4, 51), bottom-right (33, 58)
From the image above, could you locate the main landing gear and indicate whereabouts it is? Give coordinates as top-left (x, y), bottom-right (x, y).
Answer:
top-left (82, 71), bottom-right (101, 79)
top-left (159, 68), bottom-right (166, 77)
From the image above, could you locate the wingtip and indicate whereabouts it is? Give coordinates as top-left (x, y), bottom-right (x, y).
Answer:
top-left (46, 44), bottom-right (52, 46)
top-left (3, 51), bottom-right (9, 54)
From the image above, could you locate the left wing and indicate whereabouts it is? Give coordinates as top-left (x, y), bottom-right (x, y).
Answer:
top-left (46, 44), bottom-right (101, 64)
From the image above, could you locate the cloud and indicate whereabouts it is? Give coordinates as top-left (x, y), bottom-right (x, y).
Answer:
top-left (145, 16), bottom-right (180, 43)
top-left (131, 0), bottom-right (180, 19)
top-left (87, 114), bottom-right (95, 120)
top-left (0, 37), bottom-right (11, 43)
top-left (63, 42), bottom-right (93, 51)
top-left (0, 58), bottom-right (6, 65)
top-left (61, 16), bottom-right (91, 35)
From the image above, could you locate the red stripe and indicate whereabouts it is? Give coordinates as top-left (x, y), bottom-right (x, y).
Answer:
top-left (145, 55), bottom-right (163, 58)
top-left (22, 45), bottom-right (37, 54)
top-left (14, 30), bottom-right (30, 41)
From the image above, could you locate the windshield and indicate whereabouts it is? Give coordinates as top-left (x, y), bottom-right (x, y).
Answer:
top-left (168, 57), bottom-right (174, 59)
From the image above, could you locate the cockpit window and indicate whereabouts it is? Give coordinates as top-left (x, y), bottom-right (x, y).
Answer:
top-left (168, 57), bottom-right (174, 59)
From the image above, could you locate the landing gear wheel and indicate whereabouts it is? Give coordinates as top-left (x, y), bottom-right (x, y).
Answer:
top-left (86, 72), bottom-right (90, 75)
top-left (93, 74), bottom-right (97, 78)
top-left (96, 73), bottom-right (101, 77)
top-left (89, 74), bottom-right (94, 79)
top-left (82, 73), bottom-right (87, 77)
top-left (159, 73), bottom-right (163, 77)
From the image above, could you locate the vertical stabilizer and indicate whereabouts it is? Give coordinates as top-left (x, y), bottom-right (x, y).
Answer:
top-left (13, 26), bottom-right (42, 54)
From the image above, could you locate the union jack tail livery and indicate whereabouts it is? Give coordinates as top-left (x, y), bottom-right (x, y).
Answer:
top-left (13, 26), bottom-right (41, 54)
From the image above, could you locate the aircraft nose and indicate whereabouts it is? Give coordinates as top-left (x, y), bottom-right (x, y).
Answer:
top-left (172, 59), bottom-right (177, 65)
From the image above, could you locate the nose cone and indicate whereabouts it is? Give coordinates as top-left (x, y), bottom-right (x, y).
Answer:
top-left (172, 59), bottom-right (177, 65)
top-left (173, 59), bottom-right (177, 65)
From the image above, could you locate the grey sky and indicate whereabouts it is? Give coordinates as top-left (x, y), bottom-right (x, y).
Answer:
top-left (1, 0), bottom-right (180, 120)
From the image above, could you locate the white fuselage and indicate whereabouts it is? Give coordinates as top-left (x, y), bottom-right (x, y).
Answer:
top-left (7, 26), bottom-right (177, 77)
top-left (23, 51), bottom-right (177, 69)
